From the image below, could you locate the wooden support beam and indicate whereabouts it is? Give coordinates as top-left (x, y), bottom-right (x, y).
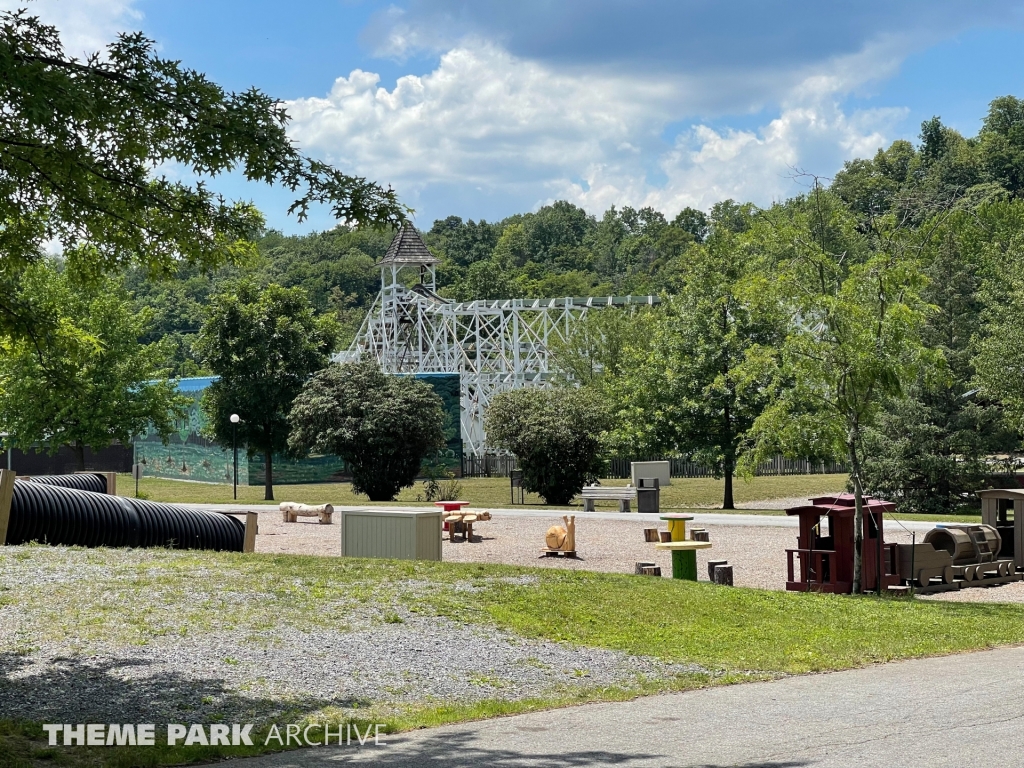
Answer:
top-left (243, 512), bottom-right (258, 553)
top-left (981, 497), bottom-right (998, 527)
top-left (0, 469), bottom-right (16, 545)
top-left (1015, 500), bottom-right (1024, 572)
top-left (74, 471), bottom-right (117, 494)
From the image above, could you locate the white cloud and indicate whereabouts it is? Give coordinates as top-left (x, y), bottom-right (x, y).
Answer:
top-left (287, 42), bottom-right (675, 184)
top-left (0, 0), bottom-right (141, 57)
top-left (361, 0), bottom-right (1022, 128)
top-left (552, 102), bottom-right (907, 215)
top-left (285, 39), bottom-right (906, 221)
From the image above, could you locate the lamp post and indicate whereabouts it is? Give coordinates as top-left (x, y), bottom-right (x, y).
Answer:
top-left (230, 414), bottom-right (240, 500)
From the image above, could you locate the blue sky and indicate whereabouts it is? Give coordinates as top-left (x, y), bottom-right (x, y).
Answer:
top-left (11, 1), bottom-right (1024, 233)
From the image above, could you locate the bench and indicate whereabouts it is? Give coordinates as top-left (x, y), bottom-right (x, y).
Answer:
top-left (580, 484), bottom-right (637, 513)
top-left (444, 510), bottom-right (492, 542)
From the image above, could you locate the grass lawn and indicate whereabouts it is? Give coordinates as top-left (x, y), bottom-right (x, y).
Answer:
top-left (2, 546), bottom-right (1020, 765)
top-left (121, 473), bottom-right (849, 510)
top-left (118, 473), bottom-right (984, 522)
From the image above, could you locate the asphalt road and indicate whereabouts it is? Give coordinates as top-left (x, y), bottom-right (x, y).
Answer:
top-left (227, 645), bottom-right (1024, 768)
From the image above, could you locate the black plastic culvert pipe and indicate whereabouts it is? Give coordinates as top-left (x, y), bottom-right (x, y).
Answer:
top-left (27, 473), bottom-right (108, 494)
top-left (6, 479), bottom-right (243, 551)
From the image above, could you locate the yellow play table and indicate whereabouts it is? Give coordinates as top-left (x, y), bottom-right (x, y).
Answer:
top-left (655, 515), bottom-right (711, 580)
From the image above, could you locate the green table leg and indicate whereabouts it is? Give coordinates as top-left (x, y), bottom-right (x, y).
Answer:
top-left (672, 549), bottom-right (698, 581)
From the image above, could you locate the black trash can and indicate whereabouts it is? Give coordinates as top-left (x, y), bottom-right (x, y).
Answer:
top-left (510, 470), bottom-right (524, 504)
top-left (637, 477), bottom-right (660, 514)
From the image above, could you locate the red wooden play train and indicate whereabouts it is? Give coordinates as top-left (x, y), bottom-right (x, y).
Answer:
top-left (785, 493), bottom-right (1022, 594)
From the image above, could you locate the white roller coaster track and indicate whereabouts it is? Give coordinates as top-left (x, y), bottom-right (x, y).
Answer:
top-left (337, 227), bottom-right (658, 457)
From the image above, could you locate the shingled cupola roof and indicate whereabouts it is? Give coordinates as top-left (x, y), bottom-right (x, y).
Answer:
top-left (380, 224), bottom-right (439, 265)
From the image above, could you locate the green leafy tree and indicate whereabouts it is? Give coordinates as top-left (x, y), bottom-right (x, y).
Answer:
top-left (288, 361), bottom-right (445, 501)
top-left (742, 186), bottom-right (937, 593)
top-left (194, 282), bottom-right (337, 500)
top-left (831, 140), bottom-right (918, 224)
top-left (457, 257), bottom-right (517, 301)
top-left (0, 259), bottom-right (184, 469)
top-left (0, 9), bottom-right (405, 334)
top-left (607, 230), bottom-right (783, 509)
top-left (672, 207), bottom-right (710, 243)
top-left (972, 201), bottom-right (1024, 428)
top-left (492, 223), bottom-right (531, 268)
top-left (549, 309), bottom-right (649, 387)
top-left (516, 201), bottom-right (595, 268)
top-left (126, 225), bottom-right (392, 374)
top-left (485, 388), bottom-right (611, 505)
top-left (861, 208), bottom-right (1018, 514)
top-left (425, 216), bottom-right (500, 269)
top-left (980, 96), bottom-right (1024, 196)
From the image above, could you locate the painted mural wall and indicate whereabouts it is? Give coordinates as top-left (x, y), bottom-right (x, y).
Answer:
top-left (135, 374), bottom-right (463, 485)
top-left (133, 377), bottom-right (249, 484)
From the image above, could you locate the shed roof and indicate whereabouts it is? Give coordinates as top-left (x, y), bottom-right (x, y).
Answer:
top-left (786, 493), bottom-right (896, 516)
top-left (977, 488), bottom-right (1024, 499)
top-left (380, 225), bottom-right (439, 265)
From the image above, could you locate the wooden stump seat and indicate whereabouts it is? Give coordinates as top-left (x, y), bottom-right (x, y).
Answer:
top-left (280, 502), bottom-right (334, 524)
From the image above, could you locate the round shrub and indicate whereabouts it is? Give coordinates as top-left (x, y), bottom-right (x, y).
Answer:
top-left (485, 388), bottom-right (611, 505)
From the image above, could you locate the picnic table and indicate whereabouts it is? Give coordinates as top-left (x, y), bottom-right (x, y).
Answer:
top-left (434, 500), bottom-right (471, 514)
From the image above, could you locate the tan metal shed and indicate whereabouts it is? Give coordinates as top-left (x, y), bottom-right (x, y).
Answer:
top-left (631, 460), bottom-right (671, 487)
top-left (339, 508), bottom-right (443, 561)
top-left (977, 489), bottom-right (1024, 570)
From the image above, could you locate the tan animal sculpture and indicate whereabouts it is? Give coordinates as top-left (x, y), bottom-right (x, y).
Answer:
top-left (545, 525), bottom-right (566, 549)
top-left (544, 515), bottom-right (576, 553)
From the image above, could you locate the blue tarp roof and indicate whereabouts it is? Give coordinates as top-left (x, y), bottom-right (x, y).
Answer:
top-left (172, 376), bottom-right (218, 393)
top-left (167, 372), bottom-right (453, 392)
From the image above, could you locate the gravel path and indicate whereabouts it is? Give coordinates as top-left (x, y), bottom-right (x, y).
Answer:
top-left (254, 506), bottom-right (1024, 602)
top-left (0, 544), bottom-right (705, 726)
top-left (254, 507), bottom-right (917, 592)
top-left (0, 614), bottom-right (702, 725)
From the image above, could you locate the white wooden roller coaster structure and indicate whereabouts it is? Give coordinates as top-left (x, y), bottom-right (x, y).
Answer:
top-left (336, 225), bottom-right (658, 456)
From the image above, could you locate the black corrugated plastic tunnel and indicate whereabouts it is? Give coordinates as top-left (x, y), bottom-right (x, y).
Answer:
top-left (27, 473), bottom-right (108, 494)
top-left (5, 479), bottom-right (244, 551)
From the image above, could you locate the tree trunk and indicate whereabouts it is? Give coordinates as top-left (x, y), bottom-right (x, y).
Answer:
top-left (723, 463), bottom-right (735, 510)
top-left (722, 306), bottom-right (736, 511)
top-left (847, 427), bottom-right (865, 595)
top-left (74, 441), bottom-right (86, 472)
top-left (264, 450), bottom-right (274, 501)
